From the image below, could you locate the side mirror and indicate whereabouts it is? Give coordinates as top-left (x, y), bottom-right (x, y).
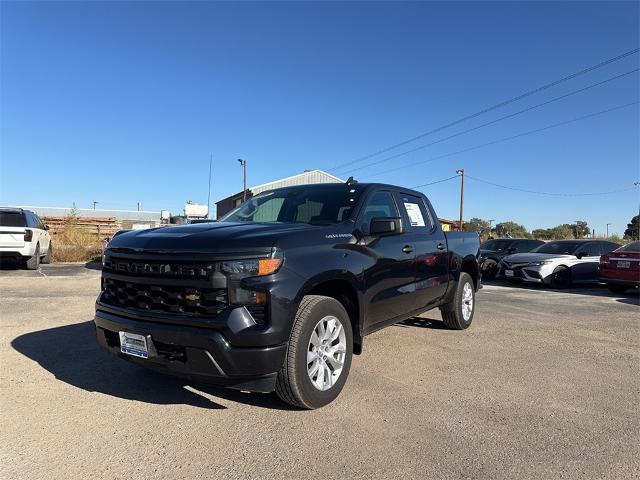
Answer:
top-left (506, 247), bottom-right (516, 253)
top-left (45, 225), bottom-right (50, 230)
top-left (370, 217), bottom-right (401, 236)
top-left (576, 252), bottom-right (586, 259)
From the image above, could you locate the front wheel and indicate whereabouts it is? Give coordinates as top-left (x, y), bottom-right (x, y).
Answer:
top-left (440, 272), bottom-right (475, 330)
top-left (275, 295), bottom-right (353, 409)
top-left (550, 266), bottom-right (571, 289)
top-left (481, 259), bottom-right (498, 280)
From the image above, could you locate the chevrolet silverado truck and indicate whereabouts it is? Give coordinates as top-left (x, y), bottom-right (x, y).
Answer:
top-left (94, 181), bottom-right (480, 409)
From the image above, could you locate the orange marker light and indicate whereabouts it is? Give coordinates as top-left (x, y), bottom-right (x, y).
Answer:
top-left (258, 258), bottom-right (283, 276)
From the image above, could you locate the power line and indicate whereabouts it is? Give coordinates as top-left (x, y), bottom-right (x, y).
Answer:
top-left (412, 175), bottom-right (459, 189)
top-left (328, 47), bottom-right (640, 172)
top-left (465, 175), bottom-right (637, 197)
top-left (336, 68), bottom-right (638, 174)
top-left (358, 101), bottom-right (639, 179)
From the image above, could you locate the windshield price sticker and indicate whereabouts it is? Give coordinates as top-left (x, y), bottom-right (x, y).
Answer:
top-left (404, 203), bottom-right (425, 227)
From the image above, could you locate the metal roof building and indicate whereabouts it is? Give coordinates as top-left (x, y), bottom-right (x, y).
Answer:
top-left (13, 206), bottom-right (163, 222)
top-left (215, 169), bottom-right (343, 219)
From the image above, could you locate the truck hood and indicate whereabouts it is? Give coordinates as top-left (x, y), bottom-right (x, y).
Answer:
top-left (502, 252), bottom-right (573, 263)
top-left (107, 222), bottom-right (316, 253)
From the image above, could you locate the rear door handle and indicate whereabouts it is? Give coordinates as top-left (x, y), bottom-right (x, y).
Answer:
top-left (437, 243), bottom-right (446, 250)
top-left (402, 245), bottom-right (414, 254)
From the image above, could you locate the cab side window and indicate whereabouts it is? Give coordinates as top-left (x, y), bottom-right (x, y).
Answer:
top-left (361, 191), bottom-right (399, 227)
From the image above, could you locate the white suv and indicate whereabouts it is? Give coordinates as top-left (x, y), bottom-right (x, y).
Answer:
top-left (0, 208), bottom-right (52, 269)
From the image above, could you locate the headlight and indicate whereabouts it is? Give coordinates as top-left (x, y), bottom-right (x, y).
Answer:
top-left (221, 251), bottom-right (283, 305)
top-left (527, 260), bottom-right (553, 266)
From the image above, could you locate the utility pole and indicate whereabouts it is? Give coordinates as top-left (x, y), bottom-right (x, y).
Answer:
top-left (238, 159), bottom-right (247, 201)
top-left (635, 182), bottom-right (640, 240)
top-left (456, 169), bottom-right (465, 231)
top-left (207, 154), bottom-right (213, 218)
top-left (606, 223), bottom-right (611, 238)
top-left (92, 201), bottom-right (98, 210)
top-left (137, 202), bottom-right (141, 212)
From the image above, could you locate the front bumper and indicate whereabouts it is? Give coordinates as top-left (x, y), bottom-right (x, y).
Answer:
top-left (94, 306), bottom-right (287, 393)
top-left (496, 263), bottom-right (554, 284)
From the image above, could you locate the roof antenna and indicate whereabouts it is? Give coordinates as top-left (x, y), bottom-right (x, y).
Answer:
top-left (346, 176), bottom-right (358, 186)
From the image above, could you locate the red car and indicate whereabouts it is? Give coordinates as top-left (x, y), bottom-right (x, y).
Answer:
top-left (599, 241), bottom-right (640, 293)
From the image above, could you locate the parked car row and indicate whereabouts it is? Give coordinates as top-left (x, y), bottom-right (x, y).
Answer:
top-left (480, 237), bottom-right (639, 292)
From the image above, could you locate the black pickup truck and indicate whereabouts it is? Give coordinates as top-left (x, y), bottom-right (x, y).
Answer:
top-left (94, 181), bottom-right (480, 408)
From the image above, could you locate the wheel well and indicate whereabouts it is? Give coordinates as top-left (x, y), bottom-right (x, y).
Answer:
top-left (307, 280), bottom-right (362, 355)
top-left (461, 258), bottom-right (480, 289)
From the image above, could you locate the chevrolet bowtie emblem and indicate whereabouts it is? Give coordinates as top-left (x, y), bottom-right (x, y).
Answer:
top-left (184, 293), bottom-right (201, 301)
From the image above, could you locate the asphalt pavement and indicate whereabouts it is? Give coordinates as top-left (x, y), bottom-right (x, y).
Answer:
top-left (1, 264), bottom-right (638, 479)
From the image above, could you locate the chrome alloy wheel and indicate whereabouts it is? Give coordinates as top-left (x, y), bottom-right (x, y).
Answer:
top-left (461, 282), bottom-right (474, 321)
top-left (307, 315), bottom-right (347, 391)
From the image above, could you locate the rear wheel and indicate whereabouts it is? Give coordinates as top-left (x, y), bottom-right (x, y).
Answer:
top-left (440, 272), bottom-right (475, 330)
top-left (550, 266), bottom-right (571, 289)
top-left (275, 295), bottom-right (353, 409)
top-left (41, 243), bottom-right (53, 264)
top-left (607, 284), bottom-right (627, 294)
top-left (25, 244), bottom-right (40, 270)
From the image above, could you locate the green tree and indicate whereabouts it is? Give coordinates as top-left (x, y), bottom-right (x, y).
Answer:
top-left (532, 228), bottom-right (553, 240)
top-left (549, 224), bottom-right (575, 240)
top-left (463, 218), bottom-right (491, 236)
top-left (574, 220), bottom-right (590, 238)
top-left (624, 215), bottom-right (639, 240)
top-left (495, 221), bottom-right (530, 238)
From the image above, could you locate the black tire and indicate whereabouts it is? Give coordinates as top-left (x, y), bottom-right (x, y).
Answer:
top-left (25, 244), bottom-right (40, 270)
top-left (550, 266), bottom-right (571, 289)
top-left (440, 272), bottom-right (475, 330)
top-left (608, 284), bottom-right (627, 294)
top-left (481, 259), bottom-right (498, 280)
top-left (41, 243), bottom-right (53, 264)
top-left (275, 295), bottom-right (353, 409)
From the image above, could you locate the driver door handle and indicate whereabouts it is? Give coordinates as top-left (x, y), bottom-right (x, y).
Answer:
top-left (402, 245), bottom-right (414, 254)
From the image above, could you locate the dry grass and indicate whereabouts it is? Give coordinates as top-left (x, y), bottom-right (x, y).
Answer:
top-left (52, 212), bottom-right (104, 262)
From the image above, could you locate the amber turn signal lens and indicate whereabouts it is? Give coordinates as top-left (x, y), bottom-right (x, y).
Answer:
top-left (255, 291), bottom-right (268, 304)
top-left (258, 258), bottom-right (283, 276)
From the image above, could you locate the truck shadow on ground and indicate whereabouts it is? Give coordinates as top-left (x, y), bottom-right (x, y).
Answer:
top-left (11, 320), bottom-right (295, 411)
top-left (396, 316), bottom-right (449, 329)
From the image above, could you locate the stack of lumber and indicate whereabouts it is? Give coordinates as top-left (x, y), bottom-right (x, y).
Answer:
top-left (42, 216), bottom-right (120, 241)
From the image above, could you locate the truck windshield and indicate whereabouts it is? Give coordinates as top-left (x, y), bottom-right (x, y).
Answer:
top-left (532, 241), bottom-right (581, 255)
top-left (220, 185), bottom-right (361, 225)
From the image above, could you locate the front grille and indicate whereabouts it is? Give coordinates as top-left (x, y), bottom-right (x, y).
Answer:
top-left (102, 277), bottom-right (228, 317)
top-left (103, 257), bottom-right (215, 281)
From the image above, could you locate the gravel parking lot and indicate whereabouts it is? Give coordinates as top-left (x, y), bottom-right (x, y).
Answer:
top-left (1, 264), bottom-right (638, 480)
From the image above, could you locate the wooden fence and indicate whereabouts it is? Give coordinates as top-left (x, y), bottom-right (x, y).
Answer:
top-left (42, 216), bottom-right (121, 241)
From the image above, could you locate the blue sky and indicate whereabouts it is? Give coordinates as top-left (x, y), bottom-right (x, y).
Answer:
top-left (1, 1), bottom-right (638, 236)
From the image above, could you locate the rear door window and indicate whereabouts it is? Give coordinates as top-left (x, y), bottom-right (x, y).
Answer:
top-left (397, 193), bottom-right (434, 232)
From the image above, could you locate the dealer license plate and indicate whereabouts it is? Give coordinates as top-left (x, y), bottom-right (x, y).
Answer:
top-left (617, 260), bottom-right (630, 269)
top-left (119, 331), bottom-right (149, 359)
top-left (505, 269), bottom-right (514, 277)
